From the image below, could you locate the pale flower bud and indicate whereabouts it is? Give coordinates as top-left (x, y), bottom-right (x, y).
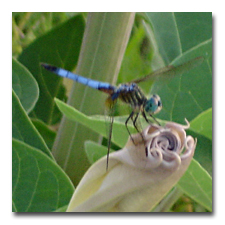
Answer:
top-left (67, 119), bottom-right (196, 212)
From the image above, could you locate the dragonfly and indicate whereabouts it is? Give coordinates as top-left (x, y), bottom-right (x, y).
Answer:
top-left (41, 56), bottom-right (204, 169)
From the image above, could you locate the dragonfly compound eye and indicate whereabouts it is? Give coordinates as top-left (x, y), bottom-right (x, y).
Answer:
top-left (145, 94), bottom-right (162, 114)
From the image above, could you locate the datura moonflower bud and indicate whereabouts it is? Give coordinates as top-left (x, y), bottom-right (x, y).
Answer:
top-left (67, 119), bottom-right (196, 212)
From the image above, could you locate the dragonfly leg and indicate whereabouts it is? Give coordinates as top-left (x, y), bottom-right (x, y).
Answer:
top-left (125, 111), bottom-right (136, 144)
top-left (132, 112), bottom-right (141, 133)
top-left (128, 111), bottom-right (147, 148)
top-left (142, 111), bottom-right (161, 126)
top-left (142, 111), bottom-right (150, 123)
top-left (132, 112), bottom-right (149, 155)
top-left (150, 114), bottom-right (161, 126)
top-left (125, 111), bottom-right (150, 147)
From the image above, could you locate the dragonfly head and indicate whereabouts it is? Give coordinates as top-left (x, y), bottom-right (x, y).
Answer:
top-left (144, 94), bottom-right (162, 115)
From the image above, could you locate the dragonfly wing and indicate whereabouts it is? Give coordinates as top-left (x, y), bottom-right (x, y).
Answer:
top-left (132, 56), bottom-right (204, 84)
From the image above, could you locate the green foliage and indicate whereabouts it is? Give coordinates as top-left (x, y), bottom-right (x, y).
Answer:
top-left (12, 12), bottom-right (78, 57)
top-left (85, 141), bottom-right (114, 164)
top-left (31, 118), bottom-right (57, 150)
top-left (12, 139), bottom-right (74, 212)
top-left (190, 108), bottom-right (212, 140)
top-left (145, 12), bottom-right (212, 64)
top-left (12, 12), bottom-right (212, 212)
top-left (18, 14), bottom-right (85, 124)
top-left (151, 42), bottom-right (212, 124)
top-left (147, 12), bottom-right (212, 124)
top-left (177, 159), bottom-right (212, 211)
top-left (12, 13), bottom-right (84, 212)
top-left (54, 98), bottom-right (133, 148)
top-left (12, 90), bottom-right (52, 158)
top-left (12, 58), bottom-right (39, 113)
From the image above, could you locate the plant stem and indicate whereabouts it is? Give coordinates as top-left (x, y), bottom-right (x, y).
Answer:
top-left (52, 12), bottom-right (135, 185)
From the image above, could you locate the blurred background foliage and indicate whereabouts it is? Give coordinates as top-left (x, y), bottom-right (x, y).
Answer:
top-left (12, 12), bottom-right (79, 57)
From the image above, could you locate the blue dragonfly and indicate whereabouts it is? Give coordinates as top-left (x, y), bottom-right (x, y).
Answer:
top-left (41, 56), bottom-right (204, 168)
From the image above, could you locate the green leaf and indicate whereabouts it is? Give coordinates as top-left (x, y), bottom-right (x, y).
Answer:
top-left (18, 15), bottom-right (85, 124)
top-left (118, 24), bottom-right (153, 86)
top-left (54, 205), bottom-right (68, 212)
top-left (177, 159), bottom-right (212, 211)
top-left (54, 98), bottom-right (133, 148)
top-left (12, 58), bottom-right (39, 113)
top-left (12, 139), bottom-right (74, 212)
top-left (12, 90), bottom-right (52, 158)
top-left (145, 13), bottom-right (212, 125)
top-left (84, 141), bottom-right (114, 164)
top-left (190, 108), bottom-right (212, 140)
top-left (146, 12), bottom-right (212, 64)
top-left (151, 40), bottom-right (212, 124)
top-left (188, 130), bottom-right (212, 175)
top-left (31, 118), bottom-right (57, 150)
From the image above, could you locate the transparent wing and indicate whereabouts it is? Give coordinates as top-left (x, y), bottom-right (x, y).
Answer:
top-left (131, 56), bottom-right (204, 84)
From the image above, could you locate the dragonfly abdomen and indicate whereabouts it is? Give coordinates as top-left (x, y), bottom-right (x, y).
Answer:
top-left (41, 63), bottom-right (115, 94)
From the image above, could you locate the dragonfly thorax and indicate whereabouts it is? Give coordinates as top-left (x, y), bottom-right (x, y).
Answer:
top-left (144, 94), bottom-right (162, 115)
top-left (113, 83), bottom-right (146, 107)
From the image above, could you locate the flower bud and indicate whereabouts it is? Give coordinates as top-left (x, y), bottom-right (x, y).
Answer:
top-left (67, 120), bottom-right (196, 212)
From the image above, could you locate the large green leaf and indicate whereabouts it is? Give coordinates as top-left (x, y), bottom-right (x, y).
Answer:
top-left (31, 118), bottom-right (57, 150)
top-left (187, 129), bottom-right (212, 175)
top-left (12, 139), bottom-right (74, 212)
top-left (145, 13), bottom-right (212, 124)
top-left (12, 90), bottom-right (52, 158)
top-left (54, 98), bottom-right (133, 148)
top-left (188, 109), bottom-right (212, 176)
top-left (151, 41), bottom-right (212, 124)
top-left (177, 159), bottom-right (212, 211)
top-left (12, 58), bottom-right (39, 113)
top-left (146, 12), bottom-right (212, 64)
top-left (190, 108), bottom-right (212, 140)
top-left (18, 15), bottom-right (85, 124)
top-left (143, 13), bottom-right (212, 179)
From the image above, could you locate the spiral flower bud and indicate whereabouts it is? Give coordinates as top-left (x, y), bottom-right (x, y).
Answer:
top-left (67, 120), bottom-right (196, 212)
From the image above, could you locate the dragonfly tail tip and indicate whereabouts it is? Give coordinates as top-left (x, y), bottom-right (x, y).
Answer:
top-left (40, 63), bottom-right (58, 72)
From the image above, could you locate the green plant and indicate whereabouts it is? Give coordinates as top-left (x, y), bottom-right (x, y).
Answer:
top-left (12, 12), bottom-right (212, 212)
